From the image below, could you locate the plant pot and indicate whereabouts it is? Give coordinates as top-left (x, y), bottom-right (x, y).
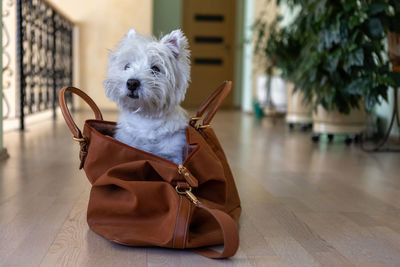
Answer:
top-left (256, 75), bottom-right (287, 115)
top-left (312, 106), bottom-right (366, 134)
top-left (285, 83), bottom-right (313, 124)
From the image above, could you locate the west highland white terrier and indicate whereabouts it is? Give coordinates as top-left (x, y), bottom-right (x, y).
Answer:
top-left (104, 28), bottom-right (190, 164)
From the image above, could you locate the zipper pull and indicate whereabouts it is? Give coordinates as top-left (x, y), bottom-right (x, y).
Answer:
top-left (178, 165), bottom-right (198, 187)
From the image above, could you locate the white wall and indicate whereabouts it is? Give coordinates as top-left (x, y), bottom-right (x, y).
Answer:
top-left (249, 0), bottom-right (279, 113)
top-left (47, 0), bottom-right (153, 110)
top-left (240, 0), bottom-right (255, 112)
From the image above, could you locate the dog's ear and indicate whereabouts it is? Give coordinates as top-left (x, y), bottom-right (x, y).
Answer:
top-left (127, 28), bottom-right (136, 38)
top-left (161, 29), bottom-right (189, 59)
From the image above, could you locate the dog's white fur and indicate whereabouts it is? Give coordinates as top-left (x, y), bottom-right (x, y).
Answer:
top-left (104, 28), bottom-right (190, 164)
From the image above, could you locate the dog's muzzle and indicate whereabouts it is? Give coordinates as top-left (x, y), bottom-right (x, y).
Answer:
top-left (127, 78), bottom-right (140, 99)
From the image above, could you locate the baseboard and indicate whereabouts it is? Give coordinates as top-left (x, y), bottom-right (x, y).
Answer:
top-left (0, 148), bottom-right (9, 161)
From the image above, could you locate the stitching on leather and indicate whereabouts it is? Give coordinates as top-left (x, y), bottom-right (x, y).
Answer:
top-left (183, 202), bottom-right (191, 249)
top-left (172, 196), bottom-right (182, 248)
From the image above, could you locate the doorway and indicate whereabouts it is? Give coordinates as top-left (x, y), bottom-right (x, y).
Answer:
top-left (182, 0), bottom-right (236, 108)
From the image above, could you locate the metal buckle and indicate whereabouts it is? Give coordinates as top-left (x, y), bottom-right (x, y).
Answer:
top-left (175, 185), bottom-right (200, 205)
top-left (72, 136), bottom-right (88, 169)
top-left (73, 136), bottom-right (86, 142)
top-left (196, 124), bottom-right (211, 130)
top-left (190, 116), bottom-right (202, 121)
top-left (189, 116), bottom-right (212, 130)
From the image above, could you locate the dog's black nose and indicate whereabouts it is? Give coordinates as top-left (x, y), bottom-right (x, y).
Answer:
top-left (127, 79), bottom-right (140, 91)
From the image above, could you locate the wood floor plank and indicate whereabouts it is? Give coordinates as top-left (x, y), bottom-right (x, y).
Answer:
top-left (238, 211), bottom-right (277, 258)
top-left (40, 189), bottom-right (148, 267)
top-left (296, 212), bottom-right (400, 266)
top-left (0, 195), bottom-right (56, 266)
top-left (40, 189), bottom-right (93, 267)
top-left (2, 110), bottom-right (400, 266)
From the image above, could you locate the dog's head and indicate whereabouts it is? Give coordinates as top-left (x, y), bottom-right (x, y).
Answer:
top-left (104, 28), bottom-right (190, 116)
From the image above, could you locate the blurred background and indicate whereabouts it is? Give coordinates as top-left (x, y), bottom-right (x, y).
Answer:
top-left (1, 1), bottom-right (400, 265)
top-left (1, 0), bottom-right (399, 155)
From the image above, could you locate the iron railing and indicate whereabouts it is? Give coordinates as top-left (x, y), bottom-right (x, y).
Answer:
top-left (17, 0), bottom-right (73, 130)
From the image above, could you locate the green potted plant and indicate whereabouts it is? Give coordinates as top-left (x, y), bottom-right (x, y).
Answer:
top-left (256, 0), bottom-right (400, 141)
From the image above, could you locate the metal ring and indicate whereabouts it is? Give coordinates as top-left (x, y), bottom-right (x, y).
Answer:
top-left (175, 185), bottom-right (192, 195)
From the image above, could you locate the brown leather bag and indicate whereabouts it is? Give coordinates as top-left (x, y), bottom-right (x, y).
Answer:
top-left (59, 81), bottom-right (241, 259)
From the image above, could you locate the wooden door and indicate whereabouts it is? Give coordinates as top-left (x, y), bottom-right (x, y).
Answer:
top-left (182, 0), bottom-right (236, 108)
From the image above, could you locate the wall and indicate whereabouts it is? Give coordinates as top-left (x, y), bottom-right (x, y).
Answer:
top-left (249, 0), bottom-right (279, 113)
top-left (47, 0), bottom-right (153, 110)
top-left (152, 0), bottom-right (181, 37)
top-left (233, 0), bottom-right (252, 112)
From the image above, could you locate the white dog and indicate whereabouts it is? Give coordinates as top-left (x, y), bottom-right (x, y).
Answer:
top-left (104, 28), bottom-right (190, 164)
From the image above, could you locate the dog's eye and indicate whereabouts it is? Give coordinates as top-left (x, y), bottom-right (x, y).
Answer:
top-left (151, 65), bottom-right (160, 74)
top-left (124, 63), bottom-right (130, 70)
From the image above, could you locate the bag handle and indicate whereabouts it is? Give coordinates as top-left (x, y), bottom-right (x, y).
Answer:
top-left (190, 81), bottom-right (232, 128)
top-left (59, 87), bottom-right (103, 139)
top-left (195, 204), bottom-right (239, 259)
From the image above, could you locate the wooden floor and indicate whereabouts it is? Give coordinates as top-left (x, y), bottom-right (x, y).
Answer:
top-left (1, 110), bottom-right (400, 266)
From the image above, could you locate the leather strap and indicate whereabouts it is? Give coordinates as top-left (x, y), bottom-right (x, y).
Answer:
top-left (194, 204), bottom-right (239, 259)
top-left (59, 87), bottom-right (103, 138)
top-left (172, 196), bottom-right (193, 249)
top-left (191, 81), bottom-right (232, 126)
